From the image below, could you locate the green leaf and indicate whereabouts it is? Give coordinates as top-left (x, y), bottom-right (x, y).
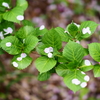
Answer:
top-left (23, 35), bottom-right (38, 53)
top-left (15, 26), bottom-right (35, 39)
top-left (16, 0), bottom-right (28, 11)
top-left (63, 41), bottom-right (84, 62)
top-left (55, 27), bottom-right (69, 42)
top-left (0, 36), bottom-right (22, 55)
top-left (79, 65), bottom-right (93, 72)
top-left (93, 64), bottom-right (100, 77)
top-left (78, 21), bottom-right (98, 39)
top-left (38, 72), bottom-right (51, 81)
top-left (63, 70), bottom-right (88, 92)
top-left (42, 28), bottom-right (62, 50)
top-left (56, 64), bottom-right (70, 77)
top-left (12, 54), bottom-right (32, 69)
top-left (88, 43), bottom-right (100, 62)
top-left (35, 56), bottom-right (57, 73)
top-left (65, 22), bottom-right (78, 37)
top-left (3, 6), bottom-right (25, 23)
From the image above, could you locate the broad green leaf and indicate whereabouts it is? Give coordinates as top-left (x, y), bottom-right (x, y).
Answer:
top-left (63, 41), bottom-right (84, 62)
top-left (16, 0), bottom-right (28, 10)
top-left (56, 64), bottom-right (70, 77)
top-left (0, 36), bottom-right (22, 55)
top-left (35, 56), bottom-right (57, 73)
top-left (3, 6), bottom-right (25, 23)
top-left (84, 48), bottom-right (89, 56)
top-left (79, 65), bottom-right (93, 72)
top-left (38, 72), bottom-right (51, 81)
top-left (23, 35), bottom-right (38, 53)
top-left (93, 64), bottom-right (100, 77)
top-left (78, 21), bottom-right (98, 39)
top-left (15, 26), bottom-right (35, 39)
top-left (65, 22), bottom-right (78, 37)
top-left (88, 43), bottom-right (100, 62)
top-left (55, 27), bottom-right (69, 42)
top-left (12, 54), bottom-right (32, 69)
top-left (64, 70), bottom-right (88, 92)
top-left (42, 28), bottom-right (62, 50)
top-left (57, 55), bottom-right (67, 63)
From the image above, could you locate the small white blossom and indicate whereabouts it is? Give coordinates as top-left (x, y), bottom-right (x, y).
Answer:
top-left (12, 62), bottom-right (18, 67)
top-left (21, 53), bottom-right (27, 58)
top-left (6, 42), bottom-right (12, 47)
top-left (72, 78), bottom-right (81, 85)
top-left (48, 52), bottom-right (53, 58)
top-left (44, 48), bottom-right (50, 53)
top-left (17, 57), bottom-right (22, 61)
top-left (44, 47), bottom-right (53, 53)
top-left (84, 75), bottom-right (90, 82)
top-left (39, 25), bottom-right (45, 30)
top-left (4, 27), bottom-right (13, 35)
top-left (81, 71), bottom-right (85, 75)
top-left (64, 30), bottom-right (69, 34)
top-left (74, 23), bottom-right (80, 28)
top-left (82, 27), bottom-right (91, 34)
top-left (84, 60), bottom-right (91, 66)
top-left (80, 82), bottom-right (87, 88)
top-left (17, 15), bottom-right (24, 21)
top-left (48, 47), bottom-right (53, 52)
top-left (0, 32), bottom-right (4, 39)
top-left (2, 2), bottom-right (10, 9)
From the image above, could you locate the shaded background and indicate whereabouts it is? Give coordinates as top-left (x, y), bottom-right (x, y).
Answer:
top-left (0, 0), bottom-right (100, 100)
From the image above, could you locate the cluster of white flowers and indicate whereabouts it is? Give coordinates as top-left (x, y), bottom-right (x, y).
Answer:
top-left (17, 15), bottom-right (24, 21)
top-left (72, 73), bottom-right (90, 88)
top-left (2, 2), bottom-right (10, 9)
top-left (82, 27), bottom-right (91, 34)
top-left (6, 42), bottom-right (12, 47)
top-left (12, 53), bottom-right (27, 67)
top-left (39, 25), bottom-right (45, 30)
top-left (44, 47), bottom-right (53, 58)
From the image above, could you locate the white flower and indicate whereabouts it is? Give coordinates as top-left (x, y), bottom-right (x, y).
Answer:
top-left (82, 27), bottom-right (91, 34)
top-left (17, 15), bottom-right (24, 21)
top-left (44, 47), bottom-right (53, 53)
top-left (44, 48), bottom-right (50, 53)
top-left (48, 47), bottom-right (53, 52)
top-left (48, 53), bottom-right (53, 58)
top-left (17, 57), bottom-right (22, 61)
top-left (81, 71), bottom-right (85, 75)
top-left (84, 60), bottom-right (91, 66)
top-left (6, 42), bottom-right (12, 47)
top-left (39, 25), bottom-right (45, 30)
top-left (72, 78), bottom-right (81, 85)
top-left (4, 27), bottom-right (13, 35)
top-left (0, 32), bottom-right (4, 40)
top-left (21, 53), bottom-right (27, 58)
top-left (80, 82), bottom-right (87, 88)
top-left (84, 75), bottom-right (90, 82)
top-left (12, 62), bottom-right (18, 67)
top-left (74, 23), bottom-right (80, 28)
top-left (2, 2), bottom-right (10, 9)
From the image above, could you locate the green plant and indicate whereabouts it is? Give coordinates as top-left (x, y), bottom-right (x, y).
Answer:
top-left (0, 0), bottom-right (100, 92)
